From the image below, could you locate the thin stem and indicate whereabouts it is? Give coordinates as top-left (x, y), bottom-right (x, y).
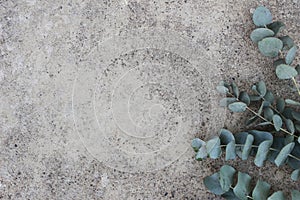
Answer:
top-left (220, 144), bottom-right (300, 162)
top-left (292, 77), bottom-right (300, 97)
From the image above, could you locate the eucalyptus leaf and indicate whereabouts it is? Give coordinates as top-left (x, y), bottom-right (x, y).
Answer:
top-left (292, 190), bottom-right (300, 200)
top-left (257, 122), bottom-right (272, 126)
top-left (206, 137), bottom-right (221, 159)
top-left (252, 6), bottom-right (273, 26)
top-left (250, 95), bottom-right (262, 101)
top-left (286, 99), bottom-right (300, 106)
top-left (276, 98), bottom-right (285, 113)
top-left (286, 46), bottom-right (297, 65)
top-left (286, 119), bottom-right (295, 134)
top-left (274, 59), bottom-right (286, 67)
top-left (231, 82), bottom-right (239, 98)
top-left (276, 64), bottom-right (298, 79)
top-left (264, 91), bottom-right (274, 104)
top-left (264, 107), bottom-right (274, 121)
top-left (279, 35), bottom-right (294, 50)
top-left (203, 172), bottom-right (225, 195)
top-left (273, 114), bottom-right (283, 131)
top-left (292, 111), bottom-right (300, 121)
top-left (242, 134), bottom-right (254, 160)
top-left (257, 81), bottom-right (267, 97)
top-left (291, 169), bottom-right (300, 181)
top-left (217, 85), bottom-right (229, 94)
top-left (191, 138), bottom-right (204, 151)
top-left (252, 180), bottom-right (271, 200)
top-left (228, 102), bottom-right (247, 113)
top-left (233, 172), bottom-right (252, 200)
top-left (222, 189), bottom-right (240, 200)
top-left (275, 142), bottom-right (295, 166)
top-left (239, 91), bottom-right (251, 105)
top-left (254, 140), bottom-right (273, 167)
top-left (220, 165), bottom-right (236, 192)
top-left (288, 142), bottom-right (300, 169)
top-left (267, 191), bottom-right (286, 200)
top-left (258, 37), bottom-right (283, 57)
top-left (226, 141), bottom-right (237, 160)
top-left (250, 28), bottom-right (274, 43)
top-left (196, 146), bottom-right (208, 161)
top-left (249, 130), bottom-right (273, 145)
top-left (283, 108), bottom-right (294, 119)
top-left (220, 98), bottom-right (237, 107)
top-left (267, 21), bottom-right (285, 35)
top-left (220, 129), bottom-right (235, 144)
top-left (268, 137), bottom-right (285, 163)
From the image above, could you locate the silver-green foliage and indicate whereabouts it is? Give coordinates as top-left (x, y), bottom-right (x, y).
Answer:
top-left (203, 165), bottom-right (300, 200)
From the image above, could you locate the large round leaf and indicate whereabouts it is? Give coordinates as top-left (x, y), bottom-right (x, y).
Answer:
top-left (252, 6), bottom-right (272, 26)
top-left (276, 64), bottom-right (298, 79)
top-left (258, 37), bottom-right (283, 57)
top-left (250, 28), bottom-right (274, 43)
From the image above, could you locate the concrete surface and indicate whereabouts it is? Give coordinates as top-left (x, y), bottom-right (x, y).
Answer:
top-left (0, 0), bottom-right (300, 199)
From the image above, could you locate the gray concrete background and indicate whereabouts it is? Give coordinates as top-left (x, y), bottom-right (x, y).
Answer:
top-left (0, 0), bottom-right (300, 199)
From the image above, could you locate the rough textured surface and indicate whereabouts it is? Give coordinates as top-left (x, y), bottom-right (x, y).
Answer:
top-left (0, 0), bottom-right (300, 199)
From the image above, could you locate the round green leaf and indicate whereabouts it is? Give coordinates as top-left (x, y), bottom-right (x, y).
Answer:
top-left (267, 21), bottom-right (285, 35)
top-left (256, 81), bottom-right (267, 97)
top-left (206, 137), bottom-right (221, 159)
top-left (191, 138), bottom-right (204, 151)
top-left (276, 64), bottom-right (298, 79)
top-left (239, 91), bottom-right (250, 106)
top-left (264, 90), bottom-right (274, 104)
top-left (253, 6), bottom-right (273, 26)
top-left (217, 85), bottom-right (229, 94)
top-left (286, 99), bottom-right (300, 106)
top-left (226, 141), bottom-right (236, 161)
top-left (273, 114), bottom-right (283, 131)
top-left (203, 173), bottom-right (225, 195)
top-left (254, 140), bottom-right (273, 167)
top-left (233, 172), bottom-right (252, 200)
top-left (286, 119), bottom-right (295, 134)
top-left (220, 129), bottom-right (235, 144)
top-left (291, 169), bottom-right (300, 181)
top-left (286, 46), bottom-right (297, 65)
top-left (228, 102), bottom-right (247, 113)
top-left (252, 180), bottom-right (271, 200)
top-left (250, 28), bottom-right (274, 43)
top-left (258, 37), bottom-right (283, 57)
top-left (275, 142), bottom-right (295, 167)
top-left (274, 59), bottom-right (286, 67)
top-left (220, 165), bottom-right (236, 192)
top-left (279, 35), bottom-right (295, 50)
top-left (268, 191), bottom-right (286, 200)
top-left (196, 146), bottom-right (208, 160)
top-left (276, 98), bottom-right (285, 113)
top-left (242, 134), bottom-right (254, 160)
top-left (264, 107), bottom-right (274, 121)
top-left (231, 82), bottom-right (239, 98)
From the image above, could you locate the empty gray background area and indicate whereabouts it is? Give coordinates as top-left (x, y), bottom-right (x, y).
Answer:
top-left (1, 0), bottom-right (300, 199)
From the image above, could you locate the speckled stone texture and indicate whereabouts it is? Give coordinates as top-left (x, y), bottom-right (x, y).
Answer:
top-left (0, 0), bottom-right (300, 199)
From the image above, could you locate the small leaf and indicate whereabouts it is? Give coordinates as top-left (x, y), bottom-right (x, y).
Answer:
top-left (273, 114), bottom-right (283, 131)
top-left (252, 6), bottom-right (273, 26)
top-left (220, 98), bottom-right (237, 107)
top-left (292, 111), bottom-right (300, 121)
top-left (249, 130), bottom-right (273, 145)
top-left (203, 173), bottom-right (225, 195)
top-left (220, 165), bottom-right (236, 192)
top-left (283, 108), bottom-right (293, 119)
top-left (220, 129), bottom-right (235, 144)
top-left (250, 95), bottom-right (261, 101)
top-left (267, 21), bottom-right (285, 35)
top-left (258, 37), bottom-right (283, 57)
top-left (267, 191), bottom-right (286, 200)
top-left (252, 180), bottom-right (271, 200)
top-left (291, 169), bottom-right (300, 181)
top-left (268, 137), bottom-right (286, 163)
top-left (191, 138), bottom-right (204, 151)
top-left (196, 146), bottom-right (208, 160)
top-left (239, 91), bottom-right (251, 105)
top-left (231, 82), bottom-right (239, 98)
top-left (206, 137), bottom-right (221, 159)
top-left (286, 119), bottom-right (295, 134)
top-left (264, 107), bottom-right (274, 121)
top-left (264, 90), bottom-right (274, 104)
top-left (292, 190), bottom-right (300, 200)
top-left (222, 189), bottom-right (240, 200)
top-left (257, 122), bottom-right (272, 126)
top-left (250, 28), bottom-right (274, 43)
top-left (233, 172), bottom-right (252, 200)
top-left (254, 140), bottom-right (273, 167)
top-left (279, 35), bottom-right (294, 50)
top-left (226, 141), bottom-right (236, 160)
top-left (274, 59), bottom-right (286, 67)
top-left (286, 99), bottom-right (300, 106)
top-left (286, 46), bottom-right (297, 65)
top-left (217, 85), bottom-right (229, 94)
top-left (276, 98), bottom-right (285, 113)
top-left (257, 81), bottom-right (267, 97)
top-left (235, 132), bottom-right (249, 158)
top-left (285, 135), bottom-right (295, 145)
top-left (275, 142), bottom-right (295, 166)
top-left (228, 102), bottom-right (247, 113)
top-left (276, 64), bottom-right (298, 79)
top-left (242, 134), bottom-right (254, 160)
